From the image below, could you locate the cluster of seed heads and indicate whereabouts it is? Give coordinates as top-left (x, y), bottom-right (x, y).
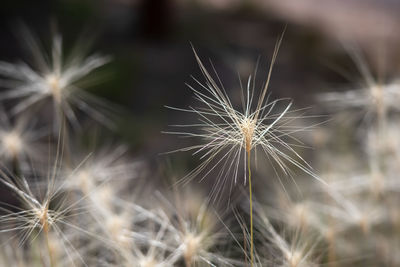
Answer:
top-left (0, 26), bottom-right (398, 267)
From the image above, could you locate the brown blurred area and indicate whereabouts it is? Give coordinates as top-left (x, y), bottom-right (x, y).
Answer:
top-left (259, 0), bottom-right (400, 45)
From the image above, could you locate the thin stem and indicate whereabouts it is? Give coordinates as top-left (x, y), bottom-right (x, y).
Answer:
top-left (328, 235), bottom-right (337, 267)
top-left (248, 150), bottom-right (254, 267)
top-left (11, 155), bottom-right (21, 178)
top-left (43, 225), bottom-right (55, 267)
top-left (58, 109), bottom-right (71, 167)
top-left (243, 227), bottom-right (248, 267)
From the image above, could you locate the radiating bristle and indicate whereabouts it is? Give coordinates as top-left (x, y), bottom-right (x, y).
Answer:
top-left (0, 26), bottom-right (113, 130)
top-left (166, 47), bottom-right (321, 203)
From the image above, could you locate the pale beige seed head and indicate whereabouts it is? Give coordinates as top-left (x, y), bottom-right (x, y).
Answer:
top-left (370, 85), bottom-right (383, 105)
top-left (105, 214), bottom-right (131, 247)
top-left (34, 204), bottom-right (51, 232)
top-left (287, 250), bottom-right (303, 267)
top-left (139, 258), bottom-right (157, 267)
top-left (46, 73), bottom-right (62, 103)
top-left (183, 232), bottom-right (202, 262)
top-left (93, 185), bottom-right (114, 209)
top-left (241, 117), bottom-right (256, 153)
top-left (2, 131), bottom-right (23, 158)
top-left (75, 169), bottom-right (94, 194)
top-left (292, 203), bottom-right (308, 229)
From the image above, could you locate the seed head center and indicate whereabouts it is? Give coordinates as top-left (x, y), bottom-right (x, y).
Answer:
top-left (288, 250), bottom-right (302, 267)
top-left (3, 132), bottom-right (22, 157)
top-left (76, 170), bottom-right (93, 193)
top-left (370, 85), bottom-right (383, 105)
top-left (241, 118), bottom-right (256, 152)
top-left (184, 233), bottom-right (202, 259)
top-left (139, 258), bottom-right (157, 267)
top-left (46, 74), bottom-right (62, 103)
top-left (35, 206), bottom-right (51, 232)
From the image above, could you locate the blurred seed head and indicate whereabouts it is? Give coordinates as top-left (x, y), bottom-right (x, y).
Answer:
top-left (0, 25), bottom-right (112, 129)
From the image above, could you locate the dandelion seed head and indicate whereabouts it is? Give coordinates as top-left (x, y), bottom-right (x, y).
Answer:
top-left (45, 73), bottom-right (63, 103)
top-left (63, 146), bottom-right (138, 194)
top-left (0, 162), bottom-right (98, 267)
top-left (255, 204), bottom-right (321, 267)
top-left (2, 131), bottom-right (23, 158)
top-left (74, 169), bottom-right (95, 193)
top-left (167, 43), bottom-right (320, 194)
top-left (92, 184), bottom-right (114, 209)
top-left (105, 213), bottom-right (131, 247)
top-left (369, 84), bottom-right (383, 105)
top-left (182, 232), bottom-right (203, 259)
top-left (106, 215), bottom-right (125, 235)
top-left (0, 114), bottom-right (44, 163)
top-left (34, 204), bottom-right (53, 231)
top-left (154, 189), bottom-right (236, 266)
top-left (287, 250), bottom-right (303, 267)
top-left (317, 43), bottom-right (400, 127)
top-left (0, 27), bottom-right (113, 128)
top-left (0, 179), bottom-right (59, 238)
top-left (291, 202), bottom-right (308, 229)
top-left (241, 116), bottom-right (256, 152)
top-left (367, 122), bottom-right (400, 157)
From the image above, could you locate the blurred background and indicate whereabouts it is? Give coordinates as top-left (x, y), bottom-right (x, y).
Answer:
top-left (1, 2), bottom-right (400, 266)
top-left (1, 0), bottom-right (400, 176)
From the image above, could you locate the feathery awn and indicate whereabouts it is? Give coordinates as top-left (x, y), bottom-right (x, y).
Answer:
top-left (167, 36), bottom-right (320, 267)
top-left (0, 27), bottom-right (112, 130)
